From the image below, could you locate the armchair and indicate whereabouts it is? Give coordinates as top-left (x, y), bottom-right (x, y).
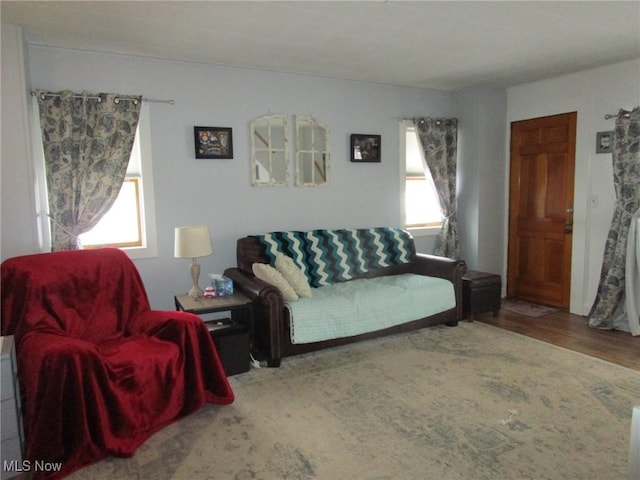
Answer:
top-left (1, 248), bottom-right (234, 479)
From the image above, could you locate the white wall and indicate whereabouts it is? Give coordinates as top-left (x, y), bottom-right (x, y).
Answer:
top-left (455, 87), bottom-right (507, 275)
top-left (507, 58), bottom-right (640, 315)
top-left (8, 29), bottom-right (634, 315)
top-left (8, 41), bottom-right (455, 309)
top-left (1, 25), bottom-right (39, 258)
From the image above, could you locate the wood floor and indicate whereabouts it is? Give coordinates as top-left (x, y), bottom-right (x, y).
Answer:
top-left (475, 306), bottom-right (640, 371)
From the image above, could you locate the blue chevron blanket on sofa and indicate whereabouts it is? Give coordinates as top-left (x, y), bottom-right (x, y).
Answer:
top-left (254, 227), bottom-right (414, 288)
top-left (253, 227), bottom-right (456, 344)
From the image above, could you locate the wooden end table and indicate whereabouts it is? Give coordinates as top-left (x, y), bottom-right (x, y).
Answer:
top-left (175, 293), bottom-right (254, 376)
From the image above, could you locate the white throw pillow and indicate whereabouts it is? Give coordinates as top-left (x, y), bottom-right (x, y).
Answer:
top-left (275, 254), bottom-right (312, 298)
top-left (252, 263), bottom-right (299, 302)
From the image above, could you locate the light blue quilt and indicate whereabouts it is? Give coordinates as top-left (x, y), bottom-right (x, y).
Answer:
top-left (285, 273), bottom-right (455, 344)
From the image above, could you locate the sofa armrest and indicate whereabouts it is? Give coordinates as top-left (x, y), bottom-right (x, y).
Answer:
top-left (224, 267), bottom-right (286, 366)
top-left (411, 254), bottom-right (467, 320)
top-left (223, 267), bottom-right (279, 300)
top-left (412, 253), bottom-right (464, 281)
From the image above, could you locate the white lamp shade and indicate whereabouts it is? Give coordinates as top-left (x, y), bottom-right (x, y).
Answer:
top-left (174, 225), bottom-right (213, 258)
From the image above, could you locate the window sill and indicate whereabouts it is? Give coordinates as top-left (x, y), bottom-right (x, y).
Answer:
top-left (123, 244), bottom-right (158, 259)
top-left (407, 225), bottom-right (441, 237)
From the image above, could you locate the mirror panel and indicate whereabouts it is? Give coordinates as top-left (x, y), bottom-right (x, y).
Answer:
top-left (314, 125), bottom-right (326, 148)
top-left (254, 124), bottom-right (269, 146)
top-left (253, 151), bottom-right (270, 184)
top-left (299, 152), bottom-right (314, 184)
top-left (271, 123), bottom-right (286, 150)
top-left (299, 125), bottom-right (312, 151)
top-left (272, 151), bottom-right (287, 183)
top-left (250, 114), bottom-right (289, 186)
top-left (295, 115), bottom-right (330, 187)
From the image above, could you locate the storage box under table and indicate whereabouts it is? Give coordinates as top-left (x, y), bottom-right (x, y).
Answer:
top-left (207, 321), bottom-right (250, 376)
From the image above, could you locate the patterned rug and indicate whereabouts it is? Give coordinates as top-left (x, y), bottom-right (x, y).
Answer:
top-left (68, 322), bottom-right (638, 479)
top-left (501, 297), bottom-right (560, 317)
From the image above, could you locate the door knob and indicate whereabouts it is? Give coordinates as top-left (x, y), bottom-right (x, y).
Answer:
top-left (566, 207), bottom-right (574, 214)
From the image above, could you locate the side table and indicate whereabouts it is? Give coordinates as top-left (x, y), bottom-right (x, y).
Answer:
top-left (175, 293), bottom-right (253, 376)
top-left (462, 270), bottom-right (502, 322)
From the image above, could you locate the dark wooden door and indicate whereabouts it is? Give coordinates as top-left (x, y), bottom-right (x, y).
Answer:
top-left (507, 112), bottom-right (576, 308)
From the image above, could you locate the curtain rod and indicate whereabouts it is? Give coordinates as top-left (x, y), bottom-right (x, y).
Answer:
top-left (398, 116), bottom-right (458, 125)
top-left (31, 91), bottom-right (175, 105)
top-left (604, 110), bottom-right (632, 120)
top-left (398, 116), bottom-right (458, 121)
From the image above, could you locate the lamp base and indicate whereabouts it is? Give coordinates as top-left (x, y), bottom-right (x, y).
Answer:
top-left (188, 285), bottom-right (204, 298)
top-left (188, 258), bottom-right (203, 297)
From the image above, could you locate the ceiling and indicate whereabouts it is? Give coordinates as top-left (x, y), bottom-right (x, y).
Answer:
top-left (2, 1), bottom-right (639, 90)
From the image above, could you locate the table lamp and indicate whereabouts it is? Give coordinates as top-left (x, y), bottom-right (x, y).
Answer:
top-left (174, 225), bottom-right (213, 297)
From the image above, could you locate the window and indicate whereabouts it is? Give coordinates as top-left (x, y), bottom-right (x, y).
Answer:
top-left (79, 105), bottom-right (157, 258)
top-left (401, 123), bottom-right (443, 233)
top-left (33, 103), bottom-right (158, 258)
top-left (79, 178), bottom-right (142, 248)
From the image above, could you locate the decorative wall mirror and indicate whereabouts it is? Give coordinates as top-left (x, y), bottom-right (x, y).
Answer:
top-left (295, 115), bottom-right (330, 187)
top-left (250, 114), bottom-right (289, 186)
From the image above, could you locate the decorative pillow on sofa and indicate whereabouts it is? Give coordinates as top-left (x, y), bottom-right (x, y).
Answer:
top-left (252, 263), bottom-right (299, 302)
top-left (275, 254), bottom-right (312, 298)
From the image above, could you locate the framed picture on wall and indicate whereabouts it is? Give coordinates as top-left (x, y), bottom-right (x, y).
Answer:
top-left (194, 126), bottom-right (233, 159)
top-left (350, 134), bottom-right (381, 163)
top-left (596, 131), bottom-right (613, 154)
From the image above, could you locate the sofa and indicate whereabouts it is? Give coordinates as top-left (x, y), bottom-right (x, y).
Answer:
top-left (224, 227), bottom-right (466, 367)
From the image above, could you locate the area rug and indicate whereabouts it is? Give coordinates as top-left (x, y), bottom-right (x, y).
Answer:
top-left (501, 297), bottom-right (560, 317)
top-left (67, 322), bottom-right (638, 480)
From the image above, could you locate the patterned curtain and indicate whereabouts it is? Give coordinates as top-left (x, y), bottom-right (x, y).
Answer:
top-left (588, 107), bottom-right (640, 334)
top-left (414, 117), bottom-right (459, 258)
top-left (36, 90), bottom-right (142, 251)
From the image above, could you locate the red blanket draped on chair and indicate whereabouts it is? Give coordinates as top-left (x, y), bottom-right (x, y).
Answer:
top-left (1, 248), bottom-right (234, 479)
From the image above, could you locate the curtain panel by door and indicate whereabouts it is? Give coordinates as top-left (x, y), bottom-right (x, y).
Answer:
top-left (35, 90), bottom-right (142, 251)
top-left (588, 107), bottom-right (640, 335)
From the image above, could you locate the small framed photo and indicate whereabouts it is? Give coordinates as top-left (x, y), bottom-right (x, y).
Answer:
top-left (350, 134), bottom-right (381, 163)
top-left (194, 126), bottom-right (233, 159)
top-left (596, 131), bottom-right (613, 154)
